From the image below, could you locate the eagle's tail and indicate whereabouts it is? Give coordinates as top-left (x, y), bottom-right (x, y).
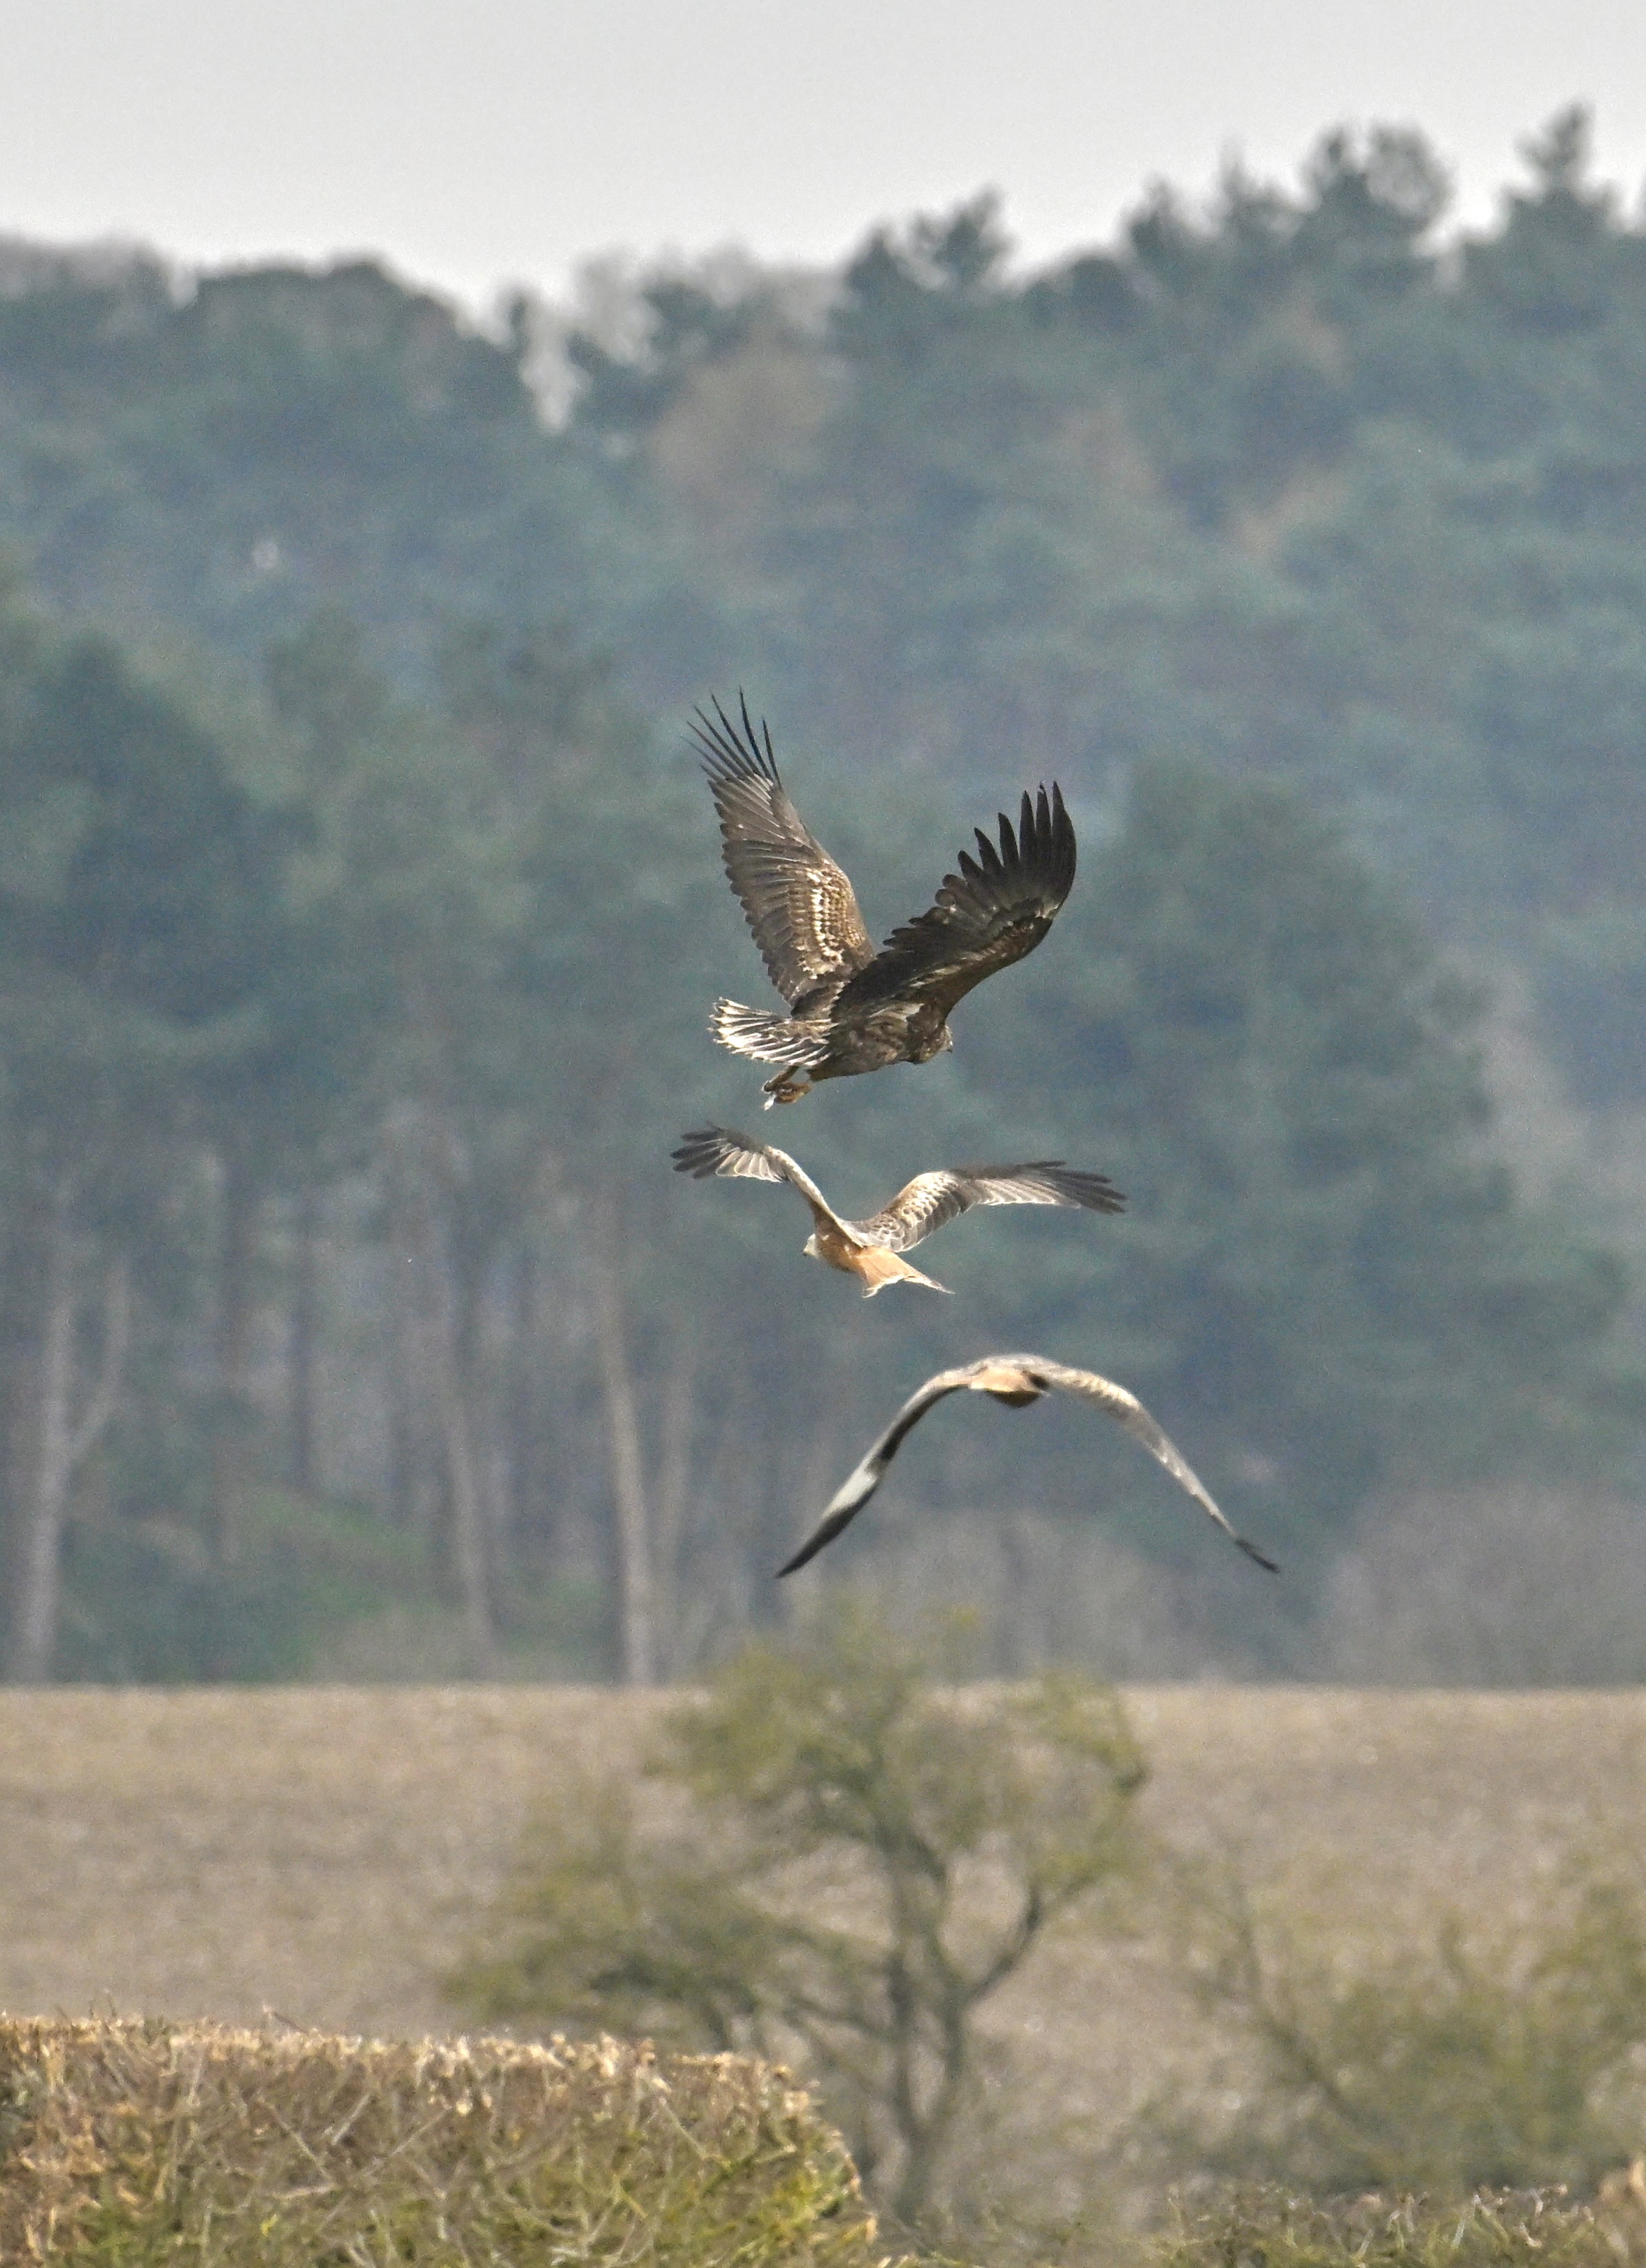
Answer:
top-left (709, 999), bottom-right (829, 1070)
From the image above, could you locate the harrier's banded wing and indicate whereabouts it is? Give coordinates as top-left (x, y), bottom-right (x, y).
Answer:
top-left (832, 784), bottom-right (1076, 1021)
top-left (670, 1126), bottom-right (844, 1231)
top-left (691, 694), bottom-right (875, 1010)
top-left (862, 1162), bottom-right (1125, 1252)
top-left (775, 1365), bottom-right (984, 1575)
top-left (776, 1353), bottom-right (1278, 1577)
top-left (1028, 1357), bottom-right (1278, 1571)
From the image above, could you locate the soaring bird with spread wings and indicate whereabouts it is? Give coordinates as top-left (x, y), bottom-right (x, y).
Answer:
top-left (693, 695), bottom-right (1077, 1105)
top-left (672, 1126), bottom-right (1123, 1296)
top-left (776, 1354), bottom-right (1278, 1577)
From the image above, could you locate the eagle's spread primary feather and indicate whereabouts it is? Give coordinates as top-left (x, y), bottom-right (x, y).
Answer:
top-left (692, 694), bottom-right (1077, 1103)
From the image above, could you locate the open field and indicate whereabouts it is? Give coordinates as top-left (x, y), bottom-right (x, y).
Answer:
top-left (1, 1684), bottom-right (1643, 2157)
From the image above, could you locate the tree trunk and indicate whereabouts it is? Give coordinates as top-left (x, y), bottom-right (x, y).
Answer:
top-left (9, 1204), bottom-right (130, 1684)
top-left (431, 1316), bottom-right (496, 1677)
top-left (387, 1107), bottom-right (496, 1674)
top-left (650, 1339), bottom-right (697, 1681)
top-left (211, 1139), bottom-right (261, 1564)
top-left (588, 1195), bottom-right (654, 1686)
top-left (288, 1183), bottom-right (322, 1496)
top-left (505, 1236), bottom-right (538, 1567)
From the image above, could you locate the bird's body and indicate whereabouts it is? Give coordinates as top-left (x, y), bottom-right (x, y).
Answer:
top-left (693, 695), bottom-right (1076, 1105)
top-left (776, 1353), bottom-right (1278, 1575)
top-left (672, 1126), bottom-right (1124, 1297)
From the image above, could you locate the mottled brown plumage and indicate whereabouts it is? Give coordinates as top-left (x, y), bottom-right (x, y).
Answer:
top-left (672, 1126), bottom-right (1123, 1296)
top-left (776, 1354), bottom-right (1279, 1577)
top-left (692, 695), bottom-right (1077, 1105)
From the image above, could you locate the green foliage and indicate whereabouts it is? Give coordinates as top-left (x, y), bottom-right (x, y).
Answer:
top-left (2, 116), bottom-right (1646, 1679)
top-left (1162, 1851), bottom-right (1646, 2193)
top-left (55, 1490), bottom-right (437, 1684)
top-left (455, 1603), bottom-right (1146, 2221)
top-left (1039, 763), bottom-right (1634, 1558)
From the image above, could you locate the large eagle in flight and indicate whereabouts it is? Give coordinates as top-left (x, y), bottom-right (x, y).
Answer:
top-left (672, 1125), bottom-right (1123, 1296)
top-left (693, 695), bottom-right (1077, 1105)
top-left (776, 1354), bottom-right (1278, 1577)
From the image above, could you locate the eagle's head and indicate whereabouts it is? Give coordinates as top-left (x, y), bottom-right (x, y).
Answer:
top-left (802, 1233), bottom-right (820, 1261)
top-left (909, 1018), bottom-right (955, 1064)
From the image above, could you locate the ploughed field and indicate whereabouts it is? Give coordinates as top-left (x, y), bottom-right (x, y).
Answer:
top-left (1, 1684), bottom-right (1641, 2138)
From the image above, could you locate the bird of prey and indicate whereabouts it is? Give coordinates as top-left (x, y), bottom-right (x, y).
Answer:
top-left (693, 694), bottom-right (1077, 1105)
top-left (672, 1126), bottom-right (1124, 1297)
top-left (776, 1354), bottom-right (1278, 1577)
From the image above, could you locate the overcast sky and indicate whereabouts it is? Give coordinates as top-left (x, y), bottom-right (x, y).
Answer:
top-left (10, 0), bottom-right (1646, 318)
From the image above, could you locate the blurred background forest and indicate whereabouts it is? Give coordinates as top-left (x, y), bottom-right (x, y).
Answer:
top-left (0, 107), bottom-right (1643, 1686)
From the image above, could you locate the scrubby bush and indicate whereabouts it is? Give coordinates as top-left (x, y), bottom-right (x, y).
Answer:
top-left (1157, 1852), bottom-right (1646, 2195)
top-left (454, 1601), bottom-right (1147, 2224)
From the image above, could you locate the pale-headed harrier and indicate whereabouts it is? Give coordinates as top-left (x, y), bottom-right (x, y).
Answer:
top-left (693, 694), bottom-right (1077, 1105)
top-left (776, 1354), bottom-right (1278, 1576)
top-left (673, 1126), bottom-right (1122, 1296)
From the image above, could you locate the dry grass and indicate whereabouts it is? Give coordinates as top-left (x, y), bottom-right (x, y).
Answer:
top-left (0, 1684), bottom-right (1643, 2183)
top-left (1157, 2187), bottom-right (1646, 2268)
top-left (0, 2017), bottom-right (889, 2265)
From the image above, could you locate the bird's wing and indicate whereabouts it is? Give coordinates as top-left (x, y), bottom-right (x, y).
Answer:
top-left (777, 1350), bottom-right (1279, 1579)
top-left (832, 784), bottom-right (1076, 1021)
top-left (691, 694), bottom-right (874, 1010)
top-left (1032, 1357), bottom-right (1278, 1571)
top-left (862, 1161), bottom-right (1126, 1252)
top-left (670, 1126), bottom-right (842, 1227)
top-left (774, 1365), bottom-right (983, 1576)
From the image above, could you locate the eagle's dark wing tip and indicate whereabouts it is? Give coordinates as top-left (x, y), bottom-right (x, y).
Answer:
top-left (688, 690), bottom-right (780, 788)
top-left (1237, 1534), bottom-right (1280, 1574)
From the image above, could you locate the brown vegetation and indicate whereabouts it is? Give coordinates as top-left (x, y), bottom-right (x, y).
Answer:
top-left (1, 1681), bottom-right (1645, 2230)
top-left (0, 2017), bottom-right (887, 2265)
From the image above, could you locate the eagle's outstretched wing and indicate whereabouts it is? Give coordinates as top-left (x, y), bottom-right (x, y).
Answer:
top-left (670, 1125), bottom-right (843, 1230)
top-left (776, 1352), bottom-right (1278, 1577)
top-left (863, 1162), bottom-right (1125, 1252)
top-left (691, 694), bottom-right (874, 1010)
top-left (833, 784), bottom-right (1076, 1021)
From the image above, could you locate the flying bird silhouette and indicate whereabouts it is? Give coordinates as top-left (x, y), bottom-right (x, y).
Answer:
top-left (693, 694), bottom-right (1077, 1105)
top-left (776, 1354), bottom-right (1278, 1577)
top-left (673, 1126), bottom-right (1123, 1296)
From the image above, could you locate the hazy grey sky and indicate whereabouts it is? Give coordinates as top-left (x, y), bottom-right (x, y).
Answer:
top-left (10, 0), bottom-right (1646, 315)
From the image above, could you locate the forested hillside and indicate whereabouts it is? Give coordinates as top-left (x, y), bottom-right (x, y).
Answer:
top-left (0, 108), bottom-right (1640, 1683)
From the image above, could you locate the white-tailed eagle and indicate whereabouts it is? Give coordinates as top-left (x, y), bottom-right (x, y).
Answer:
top-left (693, 694), bottom-right (1076, 1105)
top-left (776, 1354), bottom-right (1278, 1576)
top-left (673, 1126), bottom-right (1122, 1296)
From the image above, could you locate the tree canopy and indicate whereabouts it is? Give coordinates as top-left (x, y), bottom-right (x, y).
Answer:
top-left (0, 110), bottom-right (1640, 1679)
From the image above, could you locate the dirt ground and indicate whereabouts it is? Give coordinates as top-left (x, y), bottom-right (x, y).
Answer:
top-left (2, 1683), bottom-right (1642, 2133)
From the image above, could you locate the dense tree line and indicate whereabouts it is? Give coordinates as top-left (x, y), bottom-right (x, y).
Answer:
top-left (0, 110), bottom-right (1639, 1678)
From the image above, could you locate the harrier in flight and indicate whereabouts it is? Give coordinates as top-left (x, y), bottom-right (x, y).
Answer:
top-left (693, 694), bottom-right (1076, 1105)
top-left (672, 1126), bottom-right (1123, 1296)
top-left (776, 1354), bottom-right (1278, 1576)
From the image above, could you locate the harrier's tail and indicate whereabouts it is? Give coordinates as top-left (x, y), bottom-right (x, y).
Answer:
top-left (709, 999), bottom-right (828, 1068)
